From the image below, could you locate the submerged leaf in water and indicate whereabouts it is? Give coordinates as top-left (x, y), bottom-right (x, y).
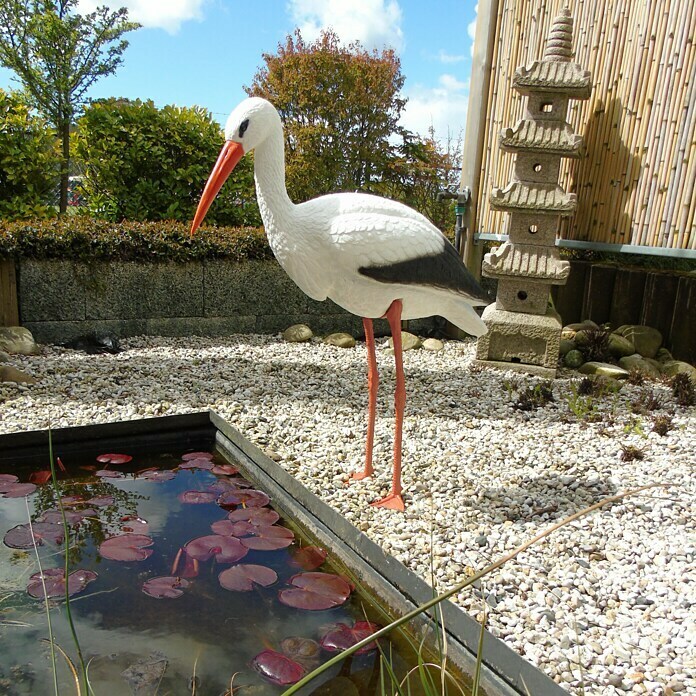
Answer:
top-left (96, 469), bottom-right (124, 479)
top-left (240, 525), bottom-right (295, 551)
top-left (138, 469), bottom-right (176, 482)
top-left (121, 652), bottom-right (168, 696)
top-left (218, 564), bottom-right (278, 591)
top-left (252, 649), bottom-right (305, 686)
top-left (26, 568), bottom-right (98, 599)
top-left (217, 489), bottom-right (270, 510)
top-left (29, 470), bottom-right (52, 485)
top-left (184, 534), bottom-right (247, 563)
top-left (96, 453), bottom-right (133, 464)
top-left (278, 572), bottom-right (352, 611)
top-left (100, 534), bottom-right (154, 561)
top-left (320, 621), bottom-right (381, 654)
top-left (4, 522), bottom-right (65, 549)
top-left (178, 490), bottom-right (218, 504)
top-left (142, 576), bottom-right (190, 599)
top-left (280, 636), bottom-right (321, 663)
top-left (290, 546), bottom-right (328, 571)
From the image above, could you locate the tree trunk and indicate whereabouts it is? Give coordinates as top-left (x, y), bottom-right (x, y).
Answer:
top-left (59, 118), bottom-right (70, 213)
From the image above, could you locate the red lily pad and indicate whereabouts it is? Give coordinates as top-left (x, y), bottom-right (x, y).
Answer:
top-left (241, 525), bottom-right (295, 551)
top-left (138, 469), bottom-right (176, 482)
top-left (210, 519), bottom-right (253, 537)
top-left (39, 508), bottom-right (96, 526)
top-left (0, 474), bottom-right (18, 484)
top-left (320, 621), bottom-right (381, 654)
top-left (181, 452), bottom-right (214, 461)
top-left (99, 534), bottom-right (154, 561)
top-left (29, 470), bottom-right (53, 485)
top-left (4, 522), bottom-right (64, 549)
top-left (278, 572), bottom-right (352, 611)
top-left (142, 576), bottom-right (190, 599)
top-left (252, 649), bottom-right (305, 686)
top-left (219, 564), bottom-right (278, 591)
top-left (184, 534), bottom-right (248, 563)
top-left (0, 482), bottom-right (37, 498)
top-left (291, 546), bottom-right (328, 571)
top-left (96, 469), bottom-right (124, 479)
top-left (27, 568), bottom-right (98, 599)
top-left (96, 453), bottom-right (133, 465)
top-left (60, 495), bottom-right (84, 506)
top-left (121, 515), bottom-right (149, 534)
top-left (86, 495), bottom-right (115, 507)
top-left (178, 490), bottom-right (218, 504)
top-left (217, 489), bottom-right (270, 510)
top-left (211, 464), bottom-right (239, 476)
top-left (179, 459), bottom-right (214, 470)
top-left (227, 507), bottom-right (280, 527)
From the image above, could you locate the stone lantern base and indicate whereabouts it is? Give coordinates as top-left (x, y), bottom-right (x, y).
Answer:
top-left (474, 303), bottom-right (562, 377)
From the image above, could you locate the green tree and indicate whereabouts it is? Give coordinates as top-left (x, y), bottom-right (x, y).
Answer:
top-left (75, 98), bottom-right (260, 225)
top-left (246, 29), bottom-right (407, 202)
top-left (0, 0), bottom-right (139, 213)
top-left (0, 88), bottom-right (60, 219)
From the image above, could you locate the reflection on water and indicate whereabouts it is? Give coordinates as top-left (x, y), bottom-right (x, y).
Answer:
top-left (0, 448), bottom-right (408, 695)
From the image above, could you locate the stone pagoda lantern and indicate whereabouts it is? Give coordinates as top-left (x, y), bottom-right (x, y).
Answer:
top-left (475, 8), bottom-right (591, 377)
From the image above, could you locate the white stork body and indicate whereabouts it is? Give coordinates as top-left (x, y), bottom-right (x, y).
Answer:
top-left (191, 97), bottom-right (489, 511)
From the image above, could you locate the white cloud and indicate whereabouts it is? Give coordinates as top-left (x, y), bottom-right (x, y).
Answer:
top-left (288, 0), bottom-right (404, 52)
top-left (401, 73), bottom-right (469, 140)
top-left (76, 0), bottom-right (207, 34)
top-left (437, 50), bottom-right (467, 64)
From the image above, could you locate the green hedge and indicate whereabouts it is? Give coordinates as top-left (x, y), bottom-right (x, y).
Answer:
top-left (0, 218), bottom-right (272, 263)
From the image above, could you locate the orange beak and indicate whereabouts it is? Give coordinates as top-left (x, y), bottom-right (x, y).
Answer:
top-left (190, 140), bottom-right (245, 235)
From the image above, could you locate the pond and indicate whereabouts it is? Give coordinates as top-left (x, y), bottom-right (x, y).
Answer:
top-left (0, 444), bottom-right (419, 695)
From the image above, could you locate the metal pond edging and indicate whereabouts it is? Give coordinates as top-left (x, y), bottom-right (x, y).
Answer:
top-left (210, 411), bottom-right (569, 696)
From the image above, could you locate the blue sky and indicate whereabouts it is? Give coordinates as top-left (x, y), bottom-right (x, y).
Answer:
top-left (0, 0), bottom-right (478, 139)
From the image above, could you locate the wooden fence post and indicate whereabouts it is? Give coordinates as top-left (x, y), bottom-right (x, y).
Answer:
top-left (0, 260), bottom-right (19, 327)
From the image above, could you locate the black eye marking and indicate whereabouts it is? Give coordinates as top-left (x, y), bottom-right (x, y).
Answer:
top-left (238, 119), bottom-right (250, 138)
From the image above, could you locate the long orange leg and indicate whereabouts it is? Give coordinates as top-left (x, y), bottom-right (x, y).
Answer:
top-left (352, 317), bottom-right (378, 481)
top-left (371, 300), bottom-right (406, 511)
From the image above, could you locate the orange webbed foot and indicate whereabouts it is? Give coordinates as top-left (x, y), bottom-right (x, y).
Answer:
top-left (370, 492), bottom-right (405, 511)
top-left (351, 469), bottom-right (373, 482)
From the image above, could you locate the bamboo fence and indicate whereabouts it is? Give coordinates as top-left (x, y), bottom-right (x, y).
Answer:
top-left (475, 0), bottom-right (696, 252)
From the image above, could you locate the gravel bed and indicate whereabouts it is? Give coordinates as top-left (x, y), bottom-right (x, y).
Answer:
top-left (1, 334), bottom-right (694, 695)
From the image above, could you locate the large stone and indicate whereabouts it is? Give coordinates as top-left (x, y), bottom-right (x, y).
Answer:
top-left (563, 349), bottom-right (584, 368)
top-left (0, 327), bottom-right (40, 355)
top-left (389, 332), bottom-right (422, 351)
top-left (608, 333), bottom-right (635, 359)
top-left (559, 338), bottom-right (575, 357)
top-left (564, 320), bottom-right (599, 334)
top-left (578, 361), bottom-right (629, 379)
top-left (660, 360), bottom-right (696, 381)
top-left (323, 332), bottom-right (356, 348)
top-left (655, 348), bottom-right (673, 364)
top-left (614, 325), bottom-right (662, 359)
top-left (0, 365), bottom-right (37, 384)
top-left (422, 338), bottom-right (444, 352)
top-left (0, 351), bottom-right (10, 362)
top-left (283, 324), bottom-right (313, 343)
top-left (618, 354), bottom-right (661, 379)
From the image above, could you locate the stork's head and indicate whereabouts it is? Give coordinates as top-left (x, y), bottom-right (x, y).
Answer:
top-left (190, 97), bottom-right (279, 235)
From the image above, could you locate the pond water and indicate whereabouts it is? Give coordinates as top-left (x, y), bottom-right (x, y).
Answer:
top-left (0, 445), bottom-right (417, 695)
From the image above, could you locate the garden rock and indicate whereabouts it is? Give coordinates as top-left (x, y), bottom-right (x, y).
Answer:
top-left (563, 349), bottom-right (584, 368)
top-left (0, 351), bottom-right (10, 363)
top-left (660, 360), bottom-right (696, 381)
top-left (562, 320), bottom-right (598, 339)
top-left (0, 365), bottom-right (37, 384)
top-left (389, 332), bottom-right (421, 351)
top-left (608, 333), bottom-right (635, 358)
top-left (578, 362), bottom-right (629, 379)
top-left (619, 354), bottom-right (661, 379)
top-left (559, 338), bottom-right (575, 357)
top-left (655, 348), bottom-right (674, 364)
top-left (283, 324), bottom-right (313, 343)
top-left (614, 325), bottom-right (662, 359)
top-left (323, 332), bottom-right (356, 348)
top-left (422, 338), bottom-right (444, 352)
top-left (0, 327), bottom-right (40, 355)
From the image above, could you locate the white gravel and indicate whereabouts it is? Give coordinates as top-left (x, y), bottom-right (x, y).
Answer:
top-left (1, 334), bottom-right (695, 695)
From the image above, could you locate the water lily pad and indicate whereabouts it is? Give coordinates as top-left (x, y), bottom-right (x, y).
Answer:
top-left (96, 453), bottom-right (133, 464)
top-left (0, 474), bottom-right (18, 484)
top-left (291, 546), bottom-right (328, 571)
top-left (4, 522), bottom-right (64, 549)
top-left (219, 564), bottom-right (278, 591)
top-left (178, 490), bottom-right (218, 504)
top-left (39, 508), bottom-right (96, 526)
top-left (26, 568), bottom-right (98, 599)
top-left (184, 534), bottom-right (247, 563)
top-left (252, 649), bottom-right (305, 686)
top-left (179, 459), bottom-right (214, 470)
top-left (181, 451), bottom-right (214, 461)
top-left (241, 525), bottom-right (295, 551)
top-left (278, 572), bottom-right (352, 611)
top-left (86, 495), bottom-right (115, 507)
top-left (211, 464), bottom-right (239, 476)
top-left (227, 507), bottom-right (280, 527)
top-left (320, 621), bottom-right (381, 654)
top-left (99, 534), bottom-right (154, 561)
top-left (142, 576), bottom-right (190, 599)
top-left (210, 519), bottom-right (253, 537)
top-left (96, 469), bottom-right (124, 479)
top-left (121, 515), bottom-right (149, 534)
top-left (138, 469), bottom-right (176, 482)
top-left (0, 482), bottom-right (37, 498)
top-left (217, 489), bottom-right (270, 509)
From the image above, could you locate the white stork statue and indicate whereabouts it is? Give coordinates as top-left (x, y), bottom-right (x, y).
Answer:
top-left (191, 97), bottom-right (489, 511)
